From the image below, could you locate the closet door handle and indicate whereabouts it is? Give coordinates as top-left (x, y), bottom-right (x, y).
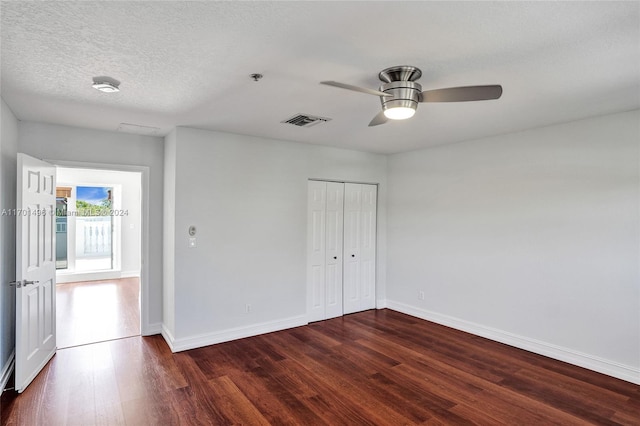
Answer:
top-left (333, 256), bottom-right (337, 260)
top-left (351, 254), bottom-right (355, 257)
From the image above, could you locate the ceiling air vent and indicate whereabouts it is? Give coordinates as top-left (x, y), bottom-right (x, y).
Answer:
top-left (282, 114), bottom-right (331, 128)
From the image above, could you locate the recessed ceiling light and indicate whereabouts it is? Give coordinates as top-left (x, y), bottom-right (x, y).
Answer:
top-left (92, 77), bottom-right (120, 93)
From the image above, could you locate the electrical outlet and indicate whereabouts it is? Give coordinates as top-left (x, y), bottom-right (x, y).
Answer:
top-left (419, 291), bottom-right (425, 301)
top-left (245, 304), bottom-right (251, 313)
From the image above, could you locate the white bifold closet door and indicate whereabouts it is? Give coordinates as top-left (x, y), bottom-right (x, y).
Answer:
top-left (307, 180), bottom-right (377, 322)
top-left (343, 183), bottom-right (377, 314)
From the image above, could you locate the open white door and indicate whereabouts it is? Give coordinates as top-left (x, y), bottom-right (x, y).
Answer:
top-left (14, 153), bottom-right (56, 393)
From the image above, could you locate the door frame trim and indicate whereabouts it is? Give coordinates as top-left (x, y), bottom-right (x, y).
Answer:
top-left (308, 178), bottom-right (380, 186)
top-left (45, 160), bottom-right (152, 335)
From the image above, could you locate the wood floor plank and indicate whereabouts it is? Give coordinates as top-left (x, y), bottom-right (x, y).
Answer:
top-left (206, 375), bottom-right (271, 425)
top-left (513, 365), bottom-right (635, 415)
top-left (499, 373), bottom-right (621, 425)
top-left (223, 368), bottom-right (308, 425)
top-left (3, 309), bottom-right (639, 425)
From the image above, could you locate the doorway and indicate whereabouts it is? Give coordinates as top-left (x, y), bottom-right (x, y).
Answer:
top-left (14, 154), bottom-right (152, 392)
top-left (54, 167), bottom-right (142, 348)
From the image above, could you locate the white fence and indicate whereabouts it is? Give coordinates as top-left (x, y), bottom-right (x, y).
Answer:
top-left (76, 216), bottom-right (112, 258)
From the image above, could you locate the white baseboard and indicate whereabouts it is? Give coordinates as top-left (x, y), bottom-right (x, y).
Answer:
top-left (376, 299), bottom-right (388, 309)
top-left (55, 270), bottom-right (139, 284)
top-left (164, 315), bottom-right (309, 353)
top-left (1, 350), bottom-right (15, 394)
top-left (142, 322), bottom-right (162, 336)
top-left (161, 324), bottom-right (177, 352)
top-left (56, 270), bottom-right (121, 283)
top-left (386, 300), bottom-right (640, 385)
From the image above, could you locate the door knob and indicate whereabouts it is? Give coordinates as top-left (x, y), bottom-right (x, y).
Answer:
top-left (333, 256), bottom-right (337, 259)
top-left (351, 254), bottom-right (355, 257)
top-left (8, 280), bottom-right (38, 288)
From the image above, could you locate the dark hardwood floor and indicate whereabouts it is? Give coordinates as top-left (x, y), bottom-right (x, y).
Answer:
top-left (2, 309), bottom-right (639, 425)
top-left (56, 277), bottom-right (140, 348)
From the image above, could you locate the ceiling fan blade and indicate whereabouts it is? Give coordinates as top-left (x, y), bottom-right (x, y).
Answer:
top-left (321, 81), bottom-right (392, 97)
top-left (420, 85), bottom-right (503, 103)
top-left (368, 111), bottom-right (388, 127)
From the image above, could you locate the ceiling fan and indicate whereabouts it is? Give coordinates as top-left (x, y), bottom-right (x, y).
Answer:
top-left (321, 65), bottom-right (502, 127)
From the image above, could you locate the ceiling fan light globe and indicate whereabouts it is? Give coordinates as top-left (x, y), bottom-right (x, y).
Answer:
top-left (384, 107), bottom-right (416, 120)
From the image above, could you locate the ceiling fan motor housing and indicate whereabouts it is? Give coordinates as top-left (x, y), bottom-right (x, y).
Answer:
top-left (378, 66), bottom-right (423, 114)
top-left (378, 65), bottom-right (422, 83)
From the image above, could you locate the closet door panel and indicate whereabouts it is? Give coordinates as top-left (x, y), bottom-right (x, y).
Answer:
top-left (344, 183), bottom-right (377, 314)
top-left (343, 184), bottom-right (362, 315)
top-left (359, 184), bottom-right (377, 310)
top-left (324, 182), bottom-right (344, 319)
top-left (307, 181), bottom-right (327, 322)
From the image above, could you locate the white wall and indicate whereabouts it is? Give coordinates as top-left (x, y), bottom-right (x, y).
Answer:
top-left (0, 98), bottom-right (18, 389)
top-left (162, 129), bottom-right (176, 338)
top-left (386, 110), bottom-right (640, 383)
top-left (164, 127), bottom-right (387, 350)
top-left (18, 121), bottom-right (164, 333)
top-left (56, 167), bottom-right (142, 281)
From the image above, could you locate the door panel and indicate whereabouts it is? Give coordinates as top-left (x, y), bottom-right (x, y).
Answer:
top-left (307, 181), bottom-right (344, 321)
top-left (26, 207), bottom-right (39, 270)
top-left (359, 184), bottom-right (377, 311)
top-left (324, 182), bottom-right (344, 319)
top-left (325, 263), bottom-right (339, 306)
top-left (306, 181), bottom-right (326, 322)
top-left (43, 279), bottom-right (55, 340)
top-left (310, 265), bottom-right (323, 311)
top-left (15, 153), bottom-right (57, 393)
top-left (343, 184), bottom-right (361, 314)
top-left (25, 287), bottom-right (39, 355)
top-left (343, 183), bottom-right (377, 314)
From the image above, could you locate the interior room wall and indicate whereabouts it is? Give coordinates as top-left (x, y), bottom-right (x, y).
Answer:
top-left (163, 127), bottom-right (387, 351)
top-left (386, 110), bottom-right (640, 383)
top-left (18, 121), bottom-right (164, 333)
top-left (56, 167), bottom-right (142, 282)
top-left (162, 129), bottom-right (177, 339)
top-left (0, 98), bottom-right (18, 389)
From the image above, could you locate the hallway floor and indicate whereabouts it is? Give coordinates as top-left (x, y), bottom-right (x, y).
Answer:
top-left (56, 277), bottom-right (140, 348)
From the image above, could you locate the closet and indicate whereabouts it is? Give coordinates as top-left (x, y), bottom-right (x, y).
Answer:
top-left (307, 180), bottom-right (377, 322)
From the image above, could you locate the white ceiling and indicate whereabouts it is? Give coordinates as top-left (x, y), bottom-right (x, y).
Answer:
top-left (1, 1), bottom-right (639, 154)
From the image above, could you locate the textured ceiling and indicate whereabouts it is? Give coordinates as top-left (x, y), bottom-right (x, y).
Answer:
top-left (1, 1), bottom-right (639, 154)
